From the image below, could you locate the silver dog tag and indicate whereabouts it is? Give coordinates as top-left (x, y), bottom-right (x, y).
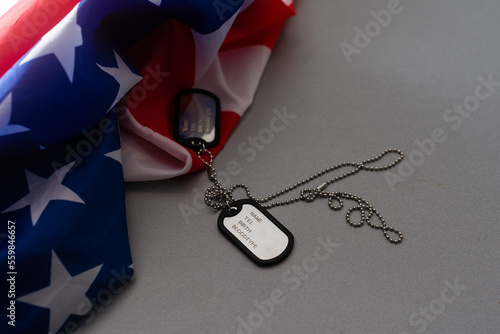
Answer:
top-left (218, 199), bottom-right (294, 266)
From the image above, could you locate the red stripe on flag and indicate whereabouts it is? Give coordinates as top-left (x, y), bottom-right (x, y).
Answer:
top-left (188, 110), bottom-right (241, 172)
top-left (0, 0), bottom-right (80, 77)
top-left (221, 0), bottom-right (295, 52)
top-left (124, 19), bottom-right (196, 139)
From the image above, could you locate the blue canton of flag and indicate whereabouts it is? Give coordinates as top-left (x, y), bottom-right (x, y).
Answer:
top-left (1, 112), bottom-right (134, 334)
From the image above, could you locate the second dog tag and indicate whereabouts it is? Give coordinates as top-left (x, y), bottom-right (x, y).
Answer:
top-left (174, 88), bottom-right (220, 150)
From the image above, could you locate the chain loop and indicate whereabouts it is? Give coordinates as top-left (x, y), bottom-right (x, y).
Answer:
top-left (196, 142), bottom-right (213, 168)
top-left (196, 148), bottom-right (404, 244)
top-left (194, 142), bottom-right (234, 210)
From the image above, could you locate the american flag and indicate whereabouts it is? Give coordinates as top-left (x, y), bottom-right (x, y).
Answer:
top-left (0, 0), bottom-right (294, 333)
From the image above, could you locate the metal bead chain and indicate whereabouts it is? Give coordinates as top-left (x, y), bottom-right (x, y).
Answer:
top-left (197, 147), bottom-right (404, 244)
top-left (197, 144), bottom-right (234, 210)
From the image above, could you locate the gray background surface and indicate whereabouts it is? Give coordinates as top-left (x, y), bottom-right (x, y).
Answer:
top-left (82, 0), bottom-right (500, 333)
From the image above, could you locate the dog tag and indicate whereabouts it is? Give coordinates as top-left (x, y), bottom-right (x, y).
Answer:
top-left (174, 88), bottom-right (220, 150)
top-left (218, 199), bottom-right (294, 266)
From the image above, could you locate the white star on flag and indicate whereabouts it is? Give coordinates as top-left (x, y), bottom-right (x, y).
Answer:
top-left (2, 162), bottom-right (85, 226)
top-left (149, 0), bottom-right (162, 5)
top-left (97, 50), bottom-right (143, 111)
top-left (0, 92), bottom-right (30, 136)
top-left (19, 4), bottom-right (83, 83)
top-left (17, 251), bottom-right (102, 334)
top-left (104, 149), bottom-right (123, 163)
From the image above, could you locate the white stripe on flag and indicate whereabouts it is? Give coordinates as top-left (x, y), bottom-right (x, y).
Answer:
top-left (194, 45), bottom-right (272, 116)
top-left (0, 0), bottom-right (19, 18)
top-left (191, 0), bottom-right (255, 80)
top-left (119, 108), bottom-right (193, 181)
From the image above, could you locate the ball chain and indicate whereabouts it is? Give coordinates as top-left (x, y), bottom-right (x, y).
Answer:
top-left (198, 147), bottom-right (404, 244)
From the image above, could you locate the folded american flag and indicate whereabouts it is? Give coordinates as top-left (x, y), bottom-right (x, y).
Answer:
top-left (0, 0), bottom-right (294, 333)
